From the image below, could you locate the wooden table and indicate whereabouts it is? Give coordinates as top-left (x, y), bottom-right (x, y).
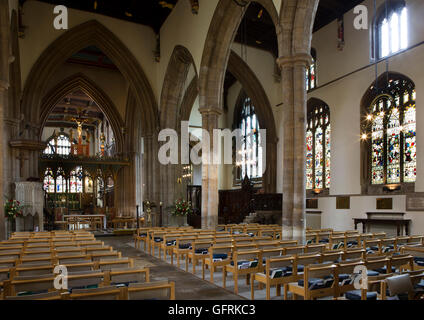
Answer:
top-left (111, 217), bottom-right (136, 229)
top-left (353, 218), bottom-right (411, 236)
top-left (63, 214), bottom-right (106, 230)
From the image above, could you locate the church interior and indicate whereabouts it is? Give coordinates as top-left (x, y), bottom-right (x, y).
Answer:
top-left (0, 0), bottom-right (424, 302)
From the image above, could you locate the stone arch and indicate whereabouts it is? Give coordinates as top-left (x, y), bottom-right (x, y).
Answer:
top-left (21, 20), bottom-right (158, 137)
top-left (39, 73), bottom-right (125, 154)
top-left (180, 77), bottom-right (199, 122)
top-left (227, 50), bottom-right (277, 192)
top-left (160, 45), bottom-right (198, 130)
top-left (199, 0), bottom-right (281, 114)
top-left (159, 45), bottom-right (198, 210)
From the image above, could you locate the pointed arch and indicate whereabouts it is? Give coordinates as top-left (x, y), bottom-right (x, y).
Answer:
top-left (199, 0), bottom-right (282, 114)
top-left (39, 73), bottom-right (125, 154)
top-left (160, 45), bottom-right (198, 130)
top-left (227, 50), bottom-right (277, 192)
top-left (21, 20), bottom-right (157, 137)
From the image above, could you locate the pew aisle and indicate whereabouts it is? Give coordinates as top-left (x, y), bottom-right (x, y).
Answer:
top-left (0, 231), bottom-right (174, 300)
top-left (133, 224), bottom-right (424, 300)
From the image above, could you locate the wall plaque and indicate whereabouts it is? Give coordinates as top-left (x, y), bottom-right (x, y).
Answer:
top-left (376, 198), bottom-right (393, 210)
top-left (336, 196), bottom-right (350, 209)
top-left (306, 199), bottom-right (318, 209)
top-left (406, 193), bottom-right (424, 211)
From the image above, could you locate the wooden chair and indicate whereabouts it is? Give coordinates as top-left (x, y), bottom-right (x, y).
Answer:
top-left (335, 259), bottom-right (366, 298)
top-left (401, 246), bottom-right (424, 270)
top-left (172, 237), bottom-right (196, 267)
top-left (4, 291), bottom-right (63, 300)
top-left (251, 255), bottom-right (297, 300)
top-left (3, 273), bottom-right (57, 296)
top-left (305, 244), bottom-right (326, 254)
top-left (365, 255), bottom-right (390, 276)
top-left (202, 245), bottom-right (233, 282)
top-left (223, 249), bottom-right (262, 295)
top-left (286, 262), bottom-right (338, 300)
top-left (66, 270), bottom-right (105, 290)
top-left (186, 240), bottom-right (213, 273)
top-left (97, 258), bottom-right (134, 271)
top-left (390, 253), bottom-right (414, 273)
top-left (125, 280), bottom-right (175, 300)
top-left (103, 267), bottom-right (149, 286)
top-left (321, 250), bottom-right (343, 264)
top-left (344, 273), bottom-right (394, 300)
top-left (283, 245), bottom-right (305, 256)
top-left (364, 239), bottom-right (382, 254)
top-left (63, 286), bottom-right (123, 300)
top-left (343, 248), bottom-right (365, 260)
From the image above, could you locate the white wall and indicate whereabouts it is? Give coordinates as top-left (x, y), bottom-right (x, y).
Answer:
top-left (308, 0), bottom-right (424, 234)
top-left (19, 1), bottom-right (158, 99)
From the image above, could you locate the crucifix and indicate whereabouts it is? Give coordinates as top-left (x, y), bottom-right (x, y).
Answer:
top-left (16, 152), bottom-right (28, 178)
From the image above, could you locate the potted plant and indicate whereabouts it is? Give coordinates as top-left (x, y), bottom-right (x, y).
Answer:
top-left (4, 199), bottom-right (24, 237)
top-left (172, 199), bottom-right (192, 226)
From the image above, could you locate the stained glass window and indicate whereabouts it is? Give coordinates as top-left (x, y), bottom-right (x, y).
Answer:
top-left (306, 49), bottom-right (317, 91)
top-left (306, 102), bottom-right (330, 190)
top-left (237, 96), bottom-right (263, 180)
top-left (366, 77), bottom-right (416, 185)
top-left (43, 133), bottom-right (71, 156)
top-left (69, 166), bottom-right (83, 193)
top-left (43, 168), bottom-right (55, 193)
top-left (56, 168), bottom-right (67, 193)
top-left (377, 4), bottom-right (408, 59)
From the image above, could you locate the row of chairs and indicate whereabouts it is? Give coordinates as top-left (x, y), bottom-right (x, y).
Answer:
top-left (1, 231), bottom-right (176, 300)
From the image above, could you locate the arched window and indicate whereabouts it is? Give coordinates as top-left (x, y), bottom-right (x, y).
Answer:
top-left (69, 166), bottom-right (83, 193)
top-left (306, 48), bottom-right (317, 91)
top-left (374, 1), bottom-right (408, 59)
top-left (363, 75), bottom-right (416, 185)
top-left (43, 133), bottom-right (71, 156)
top-left (56, 168), bottom-right (67, 193)
top-left (43, 168), bottom-right (55, 193)
top-left (306, 100), bottom-right (331, 190)
top-left (236, 96), bottom-right (263, 181)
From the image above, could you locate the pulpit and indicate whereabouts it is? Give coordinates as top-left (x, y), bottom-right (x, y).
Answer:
top-left (15, 182), bottom-right (44, 231)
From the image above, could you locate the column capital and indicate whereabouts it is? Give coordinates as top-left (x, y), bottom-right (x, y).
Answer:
top-left (198, 107), bottom-right (222, 116)
top-left (276, 53), bottom-right (313, 69)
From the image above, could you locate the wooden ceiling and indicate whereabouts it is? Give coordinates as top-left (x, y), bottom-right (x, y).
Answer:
top-left (23, 0), bottom-right (179, 33)
top-left (45, 90), bottom-right (105, 130)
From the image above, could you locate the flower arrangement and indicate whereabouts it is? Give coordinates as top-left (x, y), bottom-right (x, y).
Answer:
top-left (173, 199), bottom-right (192, 217)
top-left (4, 199), bottom-right (24, 220)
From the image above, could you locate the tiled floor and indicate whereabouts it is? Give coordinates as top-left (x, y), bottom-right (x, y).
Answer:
top-left (101, 236), bottom-right (246, 300)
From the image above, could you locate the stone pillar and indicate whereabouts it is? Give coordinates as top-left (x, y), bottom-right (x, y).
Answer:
top-left (0, 0), bottom-right (10, 239)
top-left (292, 54), bottom-right (311, 242)
top-left (200, 110), bottom-right (221, 229)
top-left (277, 53), bottom-right (312, 243)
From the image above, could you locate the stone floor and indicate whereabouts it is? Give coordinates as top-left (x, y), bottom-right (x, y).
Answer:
top-left (101, 236), bottom-right (245, 300)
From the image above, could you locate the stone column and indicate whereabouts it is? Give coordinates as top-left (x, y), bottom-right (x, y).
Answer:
top-left (292, 54), bottom-right (311, 243)
top-left (200, 110), bottom-right (221, 229)
top-left (278, 57), bottom-right (294, 240)
top-left (277, 53), bottom-right (312, 243)
top-left (0, 0), bottom-right (10, 239)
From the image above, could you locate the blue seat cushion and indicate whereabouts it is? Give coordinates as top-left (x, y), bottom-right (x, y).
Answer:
top-left (154, 237), bottom-right (163, 242)
top-left (319, 239), bottom-right (329, 244)
top-left (297, 278), bottom-right (333, 290)
top-left (139, 233), bottom-right (147, 237)
top-left (345, 290), bottom-right (377, 300)
top-left (212, 253), bottom-right (228, 260)
top-left (367, 270), bottom-right (380, 277)
top-left (414, 257), bottom-right (424, 266)
top-left (338, 274), bottom-right (351, 282)
top-left (368, 246), bottom-right (379, 251)
top-left (166, 240), bottom-right (176, 246)
top-left (414, 280), bottom-right (424, 289)
top-left (195, 248), bottom-right (208, 254)
top-left (347, 241), bottom-right (358, 247)
top-left (373, 266), bottom-right (396, 273)
top-left (179, 243), bottom-right (191, 249)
